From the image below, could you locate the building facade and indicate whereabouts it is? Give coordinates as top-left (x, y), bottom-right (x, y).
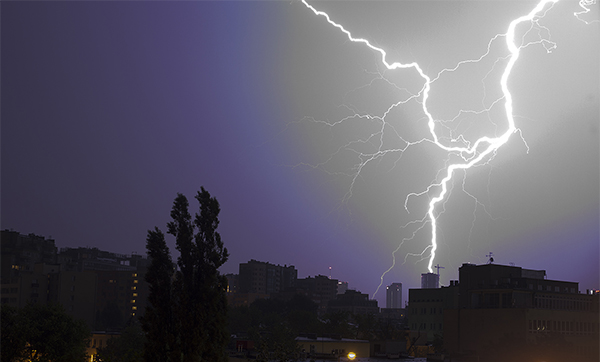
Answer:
top-left (408, 281), bottom-right (459, 343)
top-left (443, 263), bottom-right (599, 362)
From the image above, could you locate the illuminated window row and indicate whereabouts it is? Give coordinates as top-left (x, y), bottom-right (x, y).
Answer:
top-left (528, 319), bottom-right (599, 334)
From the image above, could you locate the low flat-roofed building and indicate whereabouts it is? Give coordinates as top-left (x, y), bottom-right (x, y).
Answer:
top-left (327, 289), bottom-right (379, 315)
top-left (296, 336), bottom-right (370, 359)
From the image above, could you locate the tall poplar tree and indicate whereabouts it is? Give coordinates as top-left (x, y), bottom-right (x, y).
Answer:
top-left (143, 187), bottom-right (229, 362)
top-left (141, 228), bottom-right (176, 362)
top-left (193, 188), bottom-right (229, 362)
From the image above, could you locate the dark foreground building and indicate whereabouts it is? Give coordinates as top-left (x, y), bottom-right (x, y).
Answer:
top-left (443, 263), bottom-right (599, 362)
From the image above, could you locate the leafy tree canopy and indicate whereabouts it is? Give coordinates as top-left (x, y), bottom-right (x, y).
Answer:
top-left (1, 303), bottom-right (90, 362)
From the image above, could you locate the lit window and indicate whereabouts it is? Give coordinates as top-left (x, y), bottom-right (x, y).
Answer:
top-left (132, 306), bottom-right (137, 310)
top-left (131, 300), bottom-right (136, 304)
top-left (132, 273), bottom-right (137, 277)
top-left (133, 293), bottom-right (138, 297)
top-left (133, 280), bottom-right (138, 284)
top-left (131, 286), bottom-right (137, 290)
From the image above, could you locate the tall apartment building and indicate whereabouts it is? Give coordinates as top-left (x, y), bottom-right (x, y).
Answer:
top-left (386, 282), bottom-right (403, 309)
top-left (1, 230), bottom-right (57, 283)
top-left (238, 259), bottom-right (297, 295)
top-left (296, 275), bottom-right (339, 315)
top-left (0, 230), bottom-right (149, 331)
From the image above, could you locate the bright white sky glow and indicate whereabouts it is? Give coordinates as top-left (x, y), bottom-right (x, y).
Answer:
top-left (300, 0), bottom-right (597, 298)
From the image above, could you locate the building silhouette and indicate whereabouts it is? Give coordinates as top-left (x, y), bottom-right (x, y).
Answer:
top-left (0, 230), bottom-right (148, 331)
top-left (238, 259), bottom-right (297, 295)
top-left (407, 262), bottom-right (599, 361)
top-left (328, 289), bottom-right (379, 315)
top-left (386, 282), bottom-right (403, 309)
top-left (295, 274), bottom-right (339, 316)
top-left (408, 280), bottom-right (459, 343)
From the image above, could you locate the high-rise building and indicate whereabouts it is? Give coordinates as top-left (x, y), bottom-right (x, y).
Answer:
top-left (1, 229), bottom-right (57, 281)
top-left (0, 230), bottom-right (149, 331)
top-left (386, 282), bottom-right (403, 309)
top-left (421, 272), bottom-right (439, 289)
top-left (238, 259), bottom-right (297, 295)
top-left (296, 275), bottom-right (338, 315)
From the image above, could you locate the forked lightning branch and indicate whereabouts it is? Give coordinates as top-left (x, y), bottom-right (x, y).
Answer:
top-left (299, 0), bottom-right (596, 298)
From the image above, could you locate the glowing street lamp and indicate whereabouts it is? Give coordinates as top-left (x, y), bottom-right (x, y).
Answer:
top-left (347, 351), bottom-right (356, 360)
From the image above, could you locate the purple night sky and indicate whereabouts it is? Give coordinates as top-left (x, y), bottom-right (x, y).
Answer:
top-left (2, 1), bottom-right (598, 306)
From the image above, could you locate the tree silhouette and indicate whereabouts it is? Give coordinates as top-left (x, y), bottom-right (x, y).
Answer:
top-left (142, 187), bottom-right (229, 362)
top-left (1, 303), bottom-right (90, 362)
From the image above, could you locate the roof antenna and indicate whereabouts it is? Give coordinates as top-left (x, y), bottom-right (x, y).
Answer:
top-left (434, 264), bottom-right (445, 276)
top-left (486, 252), bottom-right (494, 264)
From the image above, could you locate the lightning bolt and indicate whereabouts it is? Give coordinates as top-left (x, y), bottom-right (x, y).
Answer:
top-left (299, 0), bottom-right (595, 297)
top-left (575, 0), bottom-right (599, 24)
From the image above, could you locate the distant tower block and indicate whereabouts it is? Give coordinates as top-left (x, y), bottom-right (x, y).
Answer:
top-left (386, 282), bottom-right (403, 309)
top-left (421, 272), bottom-right (439, 289)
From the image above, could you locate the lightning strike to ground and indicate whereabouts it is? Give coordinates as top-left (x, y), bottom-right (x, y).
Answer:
top-left (300, 0), bottom-right (596, 298)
